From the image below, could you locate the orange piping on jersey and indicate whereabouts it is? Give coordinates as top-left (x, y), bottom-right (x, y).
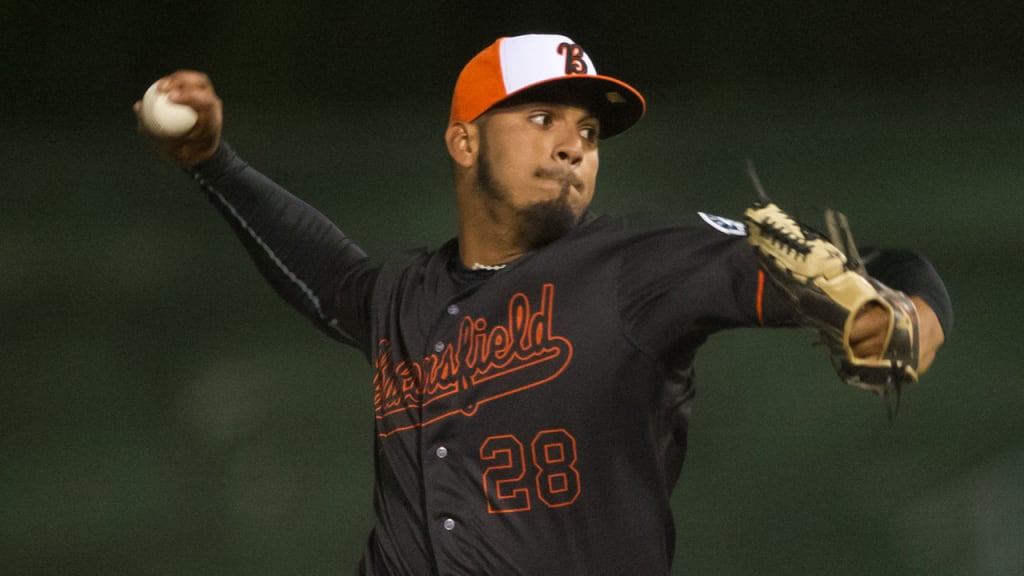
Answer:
top-left (756, 269), bottom-right (766, 326)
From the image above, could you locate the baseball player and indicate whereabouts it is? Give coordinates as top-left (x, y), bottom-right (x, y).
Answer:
top-left (136, 34), bottom-right (951, 575)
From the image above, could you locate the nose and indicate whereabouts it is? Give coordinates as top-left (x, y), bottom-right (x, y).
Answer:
top-left (553, 127), bottom-right (584, 166)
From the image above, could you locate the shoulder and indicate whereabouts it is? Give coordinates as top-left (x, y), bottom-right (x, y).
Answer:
top-left (551, 211), bottom-right (758, 288)
top-left (377, 240), bottom-right (454, 276)
top-left (371, 238), bottom-right (462, 296)
top-left (574, 211), bottom-right (750, 250)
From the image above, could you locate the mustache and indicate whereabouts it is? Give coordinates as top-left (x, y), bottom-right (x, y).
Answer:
top-left (534, 167), bottom-right (584, 192)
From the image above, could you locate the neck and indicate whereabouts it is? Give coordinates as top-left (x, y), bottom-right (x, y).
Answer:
top-left (453, 171), bottom-right (531, 268)
top-left (456, 212), bottom-right (526, 269)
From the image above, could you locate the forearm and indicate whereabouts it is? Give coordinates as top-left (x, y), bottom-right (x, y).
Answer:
top-left (188, 142), bottom-right (376, 350)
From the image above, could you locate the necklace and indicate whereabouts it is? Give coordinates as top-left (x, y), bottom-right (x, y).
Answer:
top-left (471, 262), bottom-right (507, 271)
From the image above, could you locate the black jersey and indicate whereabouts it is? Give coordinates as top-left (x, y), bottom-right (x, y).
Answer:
top-left (190, 143), bottom-right (951, 576)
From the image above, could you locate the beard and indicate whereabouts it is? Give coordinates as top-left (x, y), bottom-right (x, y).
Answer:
top-left (476, 136), bottom-right (582, 251)
top-left (512, 193), bottom-right (579, 250)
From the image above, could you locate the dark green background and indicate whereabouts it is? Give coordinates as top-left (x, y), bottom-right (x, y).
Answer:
top-left (3, 2), bottom-right (1022, 574)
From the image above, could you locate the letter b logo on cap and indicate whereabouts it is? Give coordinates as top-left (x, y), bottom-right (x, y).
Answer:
top-left (558, 42), bottom-right (588, 75)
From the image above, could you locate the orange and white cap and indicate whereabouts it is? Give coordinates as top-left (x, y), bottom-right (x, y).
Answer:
top-left (449, 34), bottom-right (646, 139)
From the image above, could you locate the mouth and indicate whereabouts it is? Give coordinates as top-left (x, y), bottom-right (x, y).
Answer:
top-left (535, 168), bottom-right (584, 194)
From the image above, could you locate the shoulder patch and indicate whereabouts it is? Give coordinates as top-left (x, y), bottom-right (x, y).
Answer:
top-left (698, 212), bottom-right (747, 236)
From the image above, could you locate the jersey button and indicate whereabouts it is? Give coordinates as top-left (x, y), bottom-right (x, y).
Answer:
top-left (443, 518), bottom-right (456, 531)
top-left (447, 304), bottom-right (460, 316)
top-left (435, 446), bottom-right (449, 459)
top-left (434, 341), bottom-right (446, 353)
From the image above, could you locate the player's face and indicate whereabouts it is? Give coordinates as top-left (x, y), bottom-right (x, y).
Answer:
top-left (474, 102), bottom-right (600, 249)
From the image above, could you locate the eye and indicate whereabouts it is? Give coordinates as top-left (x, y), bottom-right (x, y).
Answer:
top-left (529, 112), bottom-right (553, 127)
top-left (580, 125), bottom-right (599, 143)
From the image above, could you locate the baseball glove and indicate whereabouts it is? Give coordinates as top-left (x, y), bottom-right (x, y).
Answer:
top-left (741, 173), bottom-right (919, 398)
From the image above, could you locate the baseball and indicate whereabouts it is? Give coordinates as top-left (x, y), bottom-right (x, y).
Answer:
top-left (140, 80), bottom-right (198, 137)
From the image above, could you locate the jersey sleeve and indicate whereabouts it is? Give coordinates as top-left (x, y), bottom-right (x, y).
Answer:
top-left (188, 142), bottom-right (378, 355)
top-left (617, 213), bottom-right (799, 365)
top-left (615, 212), bottom-right (953, 366)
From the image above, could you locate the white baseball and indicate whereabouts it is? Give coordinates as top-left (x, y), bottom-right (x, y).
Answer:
top-left (140, 80), bottom-right (198, 137)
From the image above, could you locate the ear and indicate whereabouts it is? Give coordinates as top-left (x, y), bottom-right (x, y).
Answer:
top-left (445, 122), bottom-right (477, 168)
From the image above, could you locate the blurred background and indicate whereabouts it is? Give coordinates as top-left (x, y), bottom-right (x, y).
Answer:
top-left (2, 1), bottom-right (1021, 574)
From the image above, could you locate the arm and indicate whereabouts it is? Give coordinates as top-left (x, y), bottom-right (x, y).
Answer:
top-left (135, 71), bottom-right (376, 353)
top-left (190, 142), bottom-right (377, 350)
top-left (745, 201), bottom-right (947, 390)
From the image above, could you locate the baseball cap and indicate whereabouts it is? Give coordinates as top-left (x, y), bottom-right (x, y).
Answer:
top-left (449, 34), bottom-right (646, 139)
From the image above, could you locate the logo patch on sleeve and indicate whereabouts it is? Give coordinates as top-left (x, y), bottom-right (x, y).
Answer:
top-left (698, 212), bottom-right (747, 236)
